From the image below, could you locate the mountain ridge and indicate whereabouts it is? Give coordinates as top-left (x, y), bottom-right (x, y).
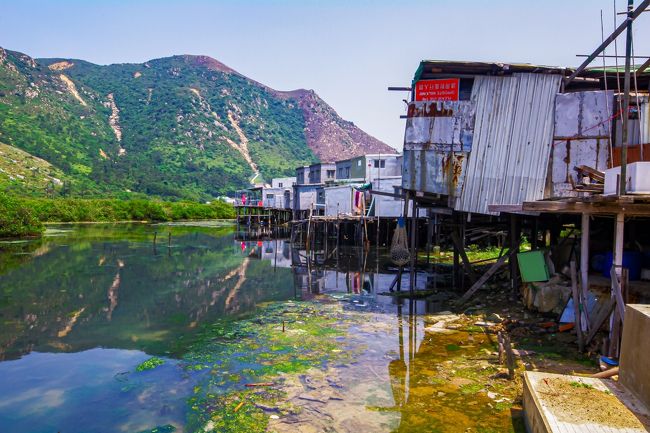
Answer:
top-left (0, 47), bottom-right (395, 199)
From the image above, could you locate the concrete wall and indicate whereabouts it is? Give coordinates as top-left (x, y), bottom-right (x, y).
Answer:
top-left (308, 163), bottom-right (336, 184)
top-left (296, 166), bottom-right (310, 185)
top-left (271, 177), bottom-right (295, 189)
top-left (324, 185), bottom-right (354, 216)
top-left (293, 185), bottom-right (321, 211)
top-left (262, 187), bottom-right (292, 209)
top-left (336, 159), bottom-right (353, 180)
top-left (620, 304), bottom-right (650, 408)
top-left (366, 155), bottom-right (402, 183)
top-left (372, 176), bottom-right (404, 217)
top-left (349, 156), bottom-right (366, 180)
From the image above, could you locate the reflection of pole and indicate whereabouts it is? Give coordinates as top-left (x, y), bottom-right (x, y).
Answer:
top-left (397, 303), bottom-right (404, 361)
top-left (389, 301), bottom-right (407, 408)
top-left (274, 237), bottom-right (278, 272)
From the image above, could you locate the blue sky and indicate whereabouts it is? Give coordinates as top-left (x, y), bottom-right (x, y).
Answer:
top-left (2, 0), bottom-right (649, 149)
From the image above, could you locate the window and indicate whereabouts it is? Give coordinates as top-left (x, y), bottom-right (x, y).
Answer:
top-left (326, 169), bottom-right (335, 179)
top-left (373, 159), bottom-right (386, 168)
top-left (278, 182), bottom-right (283, 188)
top-left (393, 186), bottom-right (402, 201)
top-left (266, 193), bottom-right (274, 199)
top-left (357, 160), bottom-right (362, 167)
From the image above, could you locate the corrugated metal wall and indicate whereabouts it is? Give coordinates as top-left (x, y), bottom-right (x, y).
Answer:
top-left (455, 73), bottom-right (562, 215)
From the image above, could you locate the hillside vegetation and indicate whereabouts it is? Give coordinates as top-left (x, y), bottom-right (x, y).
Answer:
top-left (0, 192), bottom-right (235, 238)
top-left (0, 47), bottom-right (394, 201)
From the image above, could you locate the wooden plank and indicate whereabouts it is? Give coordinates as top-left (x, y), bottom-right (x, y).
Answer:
top-left (610, 267), bottom-right (627, 322)
top-left (585, 297), bottom-right (616, 345)
top-left (450, 231), bottom-right (478, 286)
top-left (570, 261), bottom-right (584, 353)
top-left (369, 189), bottom-right (406, 199)
top-left (575, 165), bottom-right (605, 183)
top-left (458, 249), bottom-right (516, 305)
top-left (503, 332), bottom-right (515, 379)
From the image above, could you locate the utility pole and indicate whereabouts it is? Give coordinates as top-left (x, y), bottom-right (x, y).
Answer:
top-left (620, 0), bottom-right (634, 195)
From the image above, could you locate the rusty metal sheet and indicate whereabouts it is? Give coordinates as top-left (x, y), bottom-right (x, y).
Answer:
top-left (455, 73), bottom-right (562, 215)
top-left (551, 90), bottom-right (615, 198)
top-left (402, 149), bottom-right (467, 198)
top-left (404, 101), bottom-right (475, 152)
top-left (554, 91), bottom-right (614, 139)
top-left (550, 138), bottom-right (610, 197)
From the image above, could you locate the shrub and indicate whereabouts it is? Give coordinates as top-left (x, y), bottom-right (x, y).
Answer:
top-left (0, 193), bottom-right (44, 237)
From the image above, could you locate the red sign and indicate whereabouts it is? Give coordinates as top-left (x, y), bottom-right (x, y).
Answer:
top-left (415, 78), bottom-right (460, 101)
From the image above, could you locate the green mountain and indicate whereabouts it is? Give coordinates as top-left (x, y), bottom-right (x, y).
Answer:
top-left (0, 47), bottom-right (394, 200)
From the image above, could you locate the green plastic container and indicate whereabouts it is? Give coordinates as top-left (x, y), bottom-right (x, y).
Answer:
top-left (517, 250), bottom-right (550, 282)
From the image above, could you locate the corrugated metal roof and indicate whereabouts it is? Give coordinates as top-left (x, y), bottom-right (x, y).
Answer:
top-left (455, 73), bottom-right (562, 215)
top-left (414, 60), bottom-right (568, 83)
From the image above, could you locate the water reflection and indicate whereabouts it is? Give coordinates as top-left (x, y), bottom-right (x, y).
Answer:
top-left (0, 224), bottom-right (295, 362)
top-left (0, 224), bottom-right (507, 433)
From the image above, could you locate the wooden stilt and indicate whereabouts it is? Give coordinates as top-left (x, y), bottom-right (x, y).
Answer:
top-left (570, 261), bottom-right (584, 352)
top-left (409, 197), bottom-right (417, 294)
top-left (509, 214), bottom-right (521, 291)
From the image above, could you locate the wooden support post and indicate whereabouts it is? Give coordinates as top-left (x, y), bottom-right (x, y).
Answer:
top-left (409, 197), bottom-right (417, 294)
top-left (580, 213), bottom-right (590, 298)
top-left (324, 221), bottom-right (329, 260)
top-left (531, 217), bottom-right (539, 250)
top-left (570, 261), bottom-right (585, 353)
top-left (609, 212), bottom-right (625, 357)
top-left (499, 331), bottom-right (515, 379)
top-left (509, 214), bottom-right (521, 291)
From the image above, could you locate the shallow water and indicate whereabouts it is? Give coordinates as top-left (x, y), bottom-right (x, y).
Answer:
top-left (0, 223), bottom-right (521, 433)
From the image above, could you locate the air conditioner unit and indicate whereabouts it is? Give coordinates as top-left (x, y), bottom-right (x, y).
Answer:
top-left (604, 161), bottom-right (650, 195)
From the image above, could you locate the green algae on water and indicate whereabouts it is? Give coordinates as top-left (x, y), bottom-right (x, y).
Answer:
top-left (136, 356), bottom-right (165, 371)
top-left (181, 301), bottom-right (364, 432)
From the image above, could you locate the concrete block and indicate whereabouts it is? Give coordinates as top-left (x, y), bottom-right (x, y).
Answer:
top-left (620, 304), bottom-right (650, 408)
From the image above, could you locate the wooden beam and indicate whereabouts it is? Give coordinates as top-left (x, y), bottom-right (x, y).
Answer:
top-left (522, 200), bottom-right (650, 216)
top-left (564, 0), bottom-right (650, 86)
top-left (458, 248), bottom-right (517, 305)
top-left (369, 189), bottom-right (407, 199)
top-left (610, 267), bottom-right (627, 322)
top-left (450, 231), bottom-right (478, 285)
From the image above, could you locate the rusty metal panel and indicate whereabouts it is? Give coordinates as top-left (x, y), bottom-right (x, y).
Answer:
top-left (551, 138), bottom-right (610, 197)
top-left (455, 73), bottom-right (562, 215)
top-left (551, 90), bottom-right (614, 198)
top-left (404, 101), bottom-right (475, 152)
top-left (554, 91), bottom-right (614, 139)
top-left (402, 149), bottom-right (467, 197)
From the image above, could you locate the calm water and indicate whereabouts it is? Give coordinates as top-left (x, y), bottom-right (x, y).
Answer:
top-left (0, 223), bottom-right (519, 433)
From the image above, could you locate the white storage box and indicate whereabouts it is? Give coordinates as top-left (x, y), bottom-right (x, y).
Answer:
top-left (604, 161), bottom-right (650, 195)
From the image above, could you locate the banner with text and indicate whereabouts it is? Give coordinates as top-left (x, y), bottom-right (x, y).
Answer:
top-left (415, 78), bottom-right (460, 101)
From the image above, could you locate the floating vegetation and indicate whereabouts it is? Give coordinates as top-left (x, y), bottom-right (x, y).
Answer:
top-left (136, 356), bottom-right (165, 371)
top-left (182, 301), bottom-right (364, 432)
